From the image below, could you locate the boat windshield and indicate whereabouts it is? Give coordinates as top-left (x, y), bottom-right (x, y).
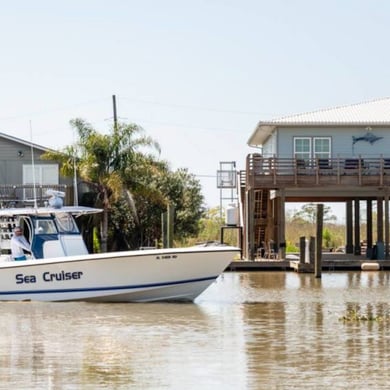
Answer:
top-left (55, 212), bottom-right (79, 233)
top-left (35, 219), bottom-right (57, 234)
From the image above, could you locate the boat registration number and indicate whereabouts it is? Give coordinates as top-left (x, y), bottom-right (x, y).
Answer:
top-left (156, 255), bottom-right (178, 260)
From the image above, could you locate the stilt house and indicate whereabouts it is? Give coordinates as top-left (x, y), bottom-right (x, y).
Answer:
top-left (242, 97), bottom-right (390, 260)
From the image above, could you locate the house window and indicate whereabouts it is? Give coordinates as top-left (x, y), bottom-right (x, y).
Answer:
top-left (23, 164), bottom-right (59, 185)
top-left (294, 137), bottom-right (331, 160)
top-left (294, 138), bottom-right (311, 160)
top-left (313, 138), bottom-right (331, 159)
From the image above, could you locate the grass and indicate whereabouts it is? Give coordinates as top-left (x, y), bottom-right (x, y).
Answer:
top-left (341, 309), bottom-right (390, 323)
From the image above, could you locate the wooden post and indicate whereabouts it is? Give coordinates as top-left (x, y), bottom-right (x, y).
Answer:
top-left (161, 212), bottom-right (167, 248)
top-left (309, 236), bottom-right (315, 264)
top-left (244, 190), bottom-right (249, 259)
top-left (377, 197), bottom-right (384, 260)
top-left (167, 203), bottom-right (174, 248)
top-left (346, 200), bottom-right (353, 253)
top-left (315, 204), bottom-right (323, 278)
top-left (247, 189), bottom-right (256, 260)
top-left (299, 237), bottom-right (305, 264)
top-left (385, 191), bottom-right (389, 259)
top-left (354, 199), bottom-right (361, 255)
top-left (278, 189), bottom-right (286, 259)
top-left (377, 197), bottom-right (384, 243)
top-left (366, 200), bottom-right (373, 258)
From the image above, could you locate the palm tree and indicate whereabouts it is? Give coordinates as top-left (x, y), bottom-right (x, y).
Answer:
top-left (42, 118), bottom-right (160, 252)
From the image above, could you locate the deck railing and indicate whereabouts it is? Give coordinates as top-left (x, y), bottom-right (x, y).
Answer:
top-left (246, 154), bottom-right (390, 188)
top-left (0, 184), bottom-right (72, 208)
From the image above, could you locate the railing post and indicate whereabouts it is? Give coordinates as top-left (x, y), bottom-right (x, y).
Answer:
top-left (380, 156), bottom-right (384, 186)
top-left (294, 158), bottom-right (298, 185)
top-left (337, 156), bottom-right (341, 184)
top-left (272, 156), bottom-right (276, 185)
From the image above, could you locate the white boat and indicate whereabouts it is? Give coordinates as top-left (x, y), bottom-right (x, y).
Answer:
top-left (0, 204), bottom-right (239, 303)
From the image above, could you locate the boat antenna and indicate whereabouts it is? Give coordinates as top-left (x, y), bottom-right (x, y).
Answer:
top-left (29, 120), bottom-right (38, 209)
top-left (73, 128), bottom-right (79, 206)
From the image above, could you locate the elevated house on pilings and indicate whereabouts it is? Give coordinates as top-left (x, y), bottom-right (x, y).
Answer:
top-left (242, 97), bottom-right (390, 260)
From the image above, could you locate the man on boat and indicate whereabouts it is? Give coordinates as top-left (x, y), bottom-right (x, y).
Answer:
top-left (11, 227), bottom-right (31, 261)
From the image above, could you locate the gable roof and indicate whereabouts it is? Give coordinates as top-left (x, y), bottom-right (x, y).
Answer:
top-left (0, 132), bottom-right (51, 152)
top-left (248, 97), bottom-right (390, 146)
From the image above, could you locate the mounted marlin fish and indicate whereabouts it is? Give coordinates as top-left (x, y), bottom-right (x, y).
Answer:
top-left (0, 191), bottom-right (239, 302)
top-left (352, 131), bottom-right (383, 145)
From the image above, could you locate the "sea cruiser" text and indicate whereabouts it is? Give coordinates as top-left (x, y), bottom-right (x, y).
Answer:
top-left (15, 271), bottom-right (83, 284)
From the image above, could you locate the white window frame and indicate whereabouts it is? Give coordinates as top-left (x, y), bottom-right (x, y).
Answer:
top-left (294, 137), bottom-right (331, 160)
top-left (294, 137), bottom-right (311, 160)
top-left (313, 137), bottom-right (331, 159)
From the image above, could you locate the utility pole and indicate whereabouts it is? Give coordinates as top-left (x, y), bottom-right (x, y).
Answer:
top-left (112, 94), bottom-right (118, 131)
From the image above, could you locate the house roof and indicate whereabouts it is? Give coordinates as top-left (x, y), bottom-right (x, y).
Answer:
top-left (0, 131), bottom-right (51, 152)
top-left (248, 97), bottom-right (390, 146)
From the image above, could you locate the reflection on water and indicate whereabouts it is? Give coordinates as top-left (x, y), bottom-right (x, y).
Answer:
top-left (2, 271), bottom-right (390, 389)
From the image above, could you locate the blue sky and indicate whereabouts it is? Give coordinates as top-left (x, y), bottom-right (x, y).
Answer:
top-left (1, 1), bottom-right (389, 217)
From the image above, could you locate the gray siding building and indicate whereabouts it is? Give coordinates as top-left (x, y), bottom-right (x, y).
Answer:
top-left (0, 132), bottom-right (72, 206)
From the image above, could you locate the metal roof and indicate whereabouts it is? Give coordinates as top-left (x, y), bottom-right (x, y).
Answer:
top-left (248, 97), bottom-right (390, 146)
top-left (0, 131), bottom-right (51, 152)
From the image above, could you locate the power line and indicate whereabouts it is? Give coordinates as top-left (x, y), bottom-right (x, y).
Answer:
top-left (135, 118), bottom-right (241, 133)
top-left (0, 98), bottom-right (109, 122)
top-left (0, 94), bottom-right (265, 134)
top-left (120, 96), bottom-right (264, 116)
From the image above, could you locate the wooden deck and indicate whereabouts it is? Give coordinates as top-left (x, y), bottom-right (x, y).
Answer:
top-left (245, 155), bottom-right (390, 190)
top-left (227, 253), bottom-right (390, 271)
top-left (240, 155), bottom-right (390, 261)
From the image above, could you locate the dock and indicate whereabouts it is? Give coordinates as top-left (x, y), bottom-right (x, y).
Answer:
top-left (227, 253), bottom-right (390, 272)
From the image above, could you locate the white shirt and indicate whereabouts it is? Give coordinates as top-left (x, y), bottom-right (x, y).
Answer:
top-left (11, 235), bottom-right (31, 258)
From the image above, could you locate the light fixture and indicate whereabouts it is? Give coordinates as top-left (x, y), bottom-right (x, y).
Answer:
top-left (17, 150), bottom-right (24, 157)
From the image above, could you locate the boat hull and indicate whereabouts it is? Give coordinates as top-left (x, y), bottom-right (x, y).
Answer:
top-left (0, 246), bottom-right (238, 302)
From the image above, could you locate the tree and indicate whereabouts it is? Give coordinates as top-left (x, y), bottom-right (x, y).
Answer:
top-left (42, 118), bottom-right (205, 251)
top-left (160, 168), bottom-right (204, 239)
top-left (286, 204), bottom-right (345, 252)
top-left (119, 166), bottom-right (205, 248)
top-left (322, 228), bottom-right (333, 249)
top-left (291, 203), bottom-right (337, 224)
top-left (42, 118), bottom-right (160, 252)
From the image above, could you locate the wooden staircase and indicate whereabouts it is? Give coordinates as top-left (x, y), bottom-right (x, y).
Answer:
top-left (254, 189), bottom-right (269, 250)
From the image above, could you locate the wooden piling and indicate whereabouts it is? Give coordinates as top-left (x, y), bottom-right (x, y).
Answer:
top-left (309, 236), bottom-right (315, 264)
top-left (299, 237), bottom-right (305, 264)
top-left (315, 204), bottom-right (324, 278)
